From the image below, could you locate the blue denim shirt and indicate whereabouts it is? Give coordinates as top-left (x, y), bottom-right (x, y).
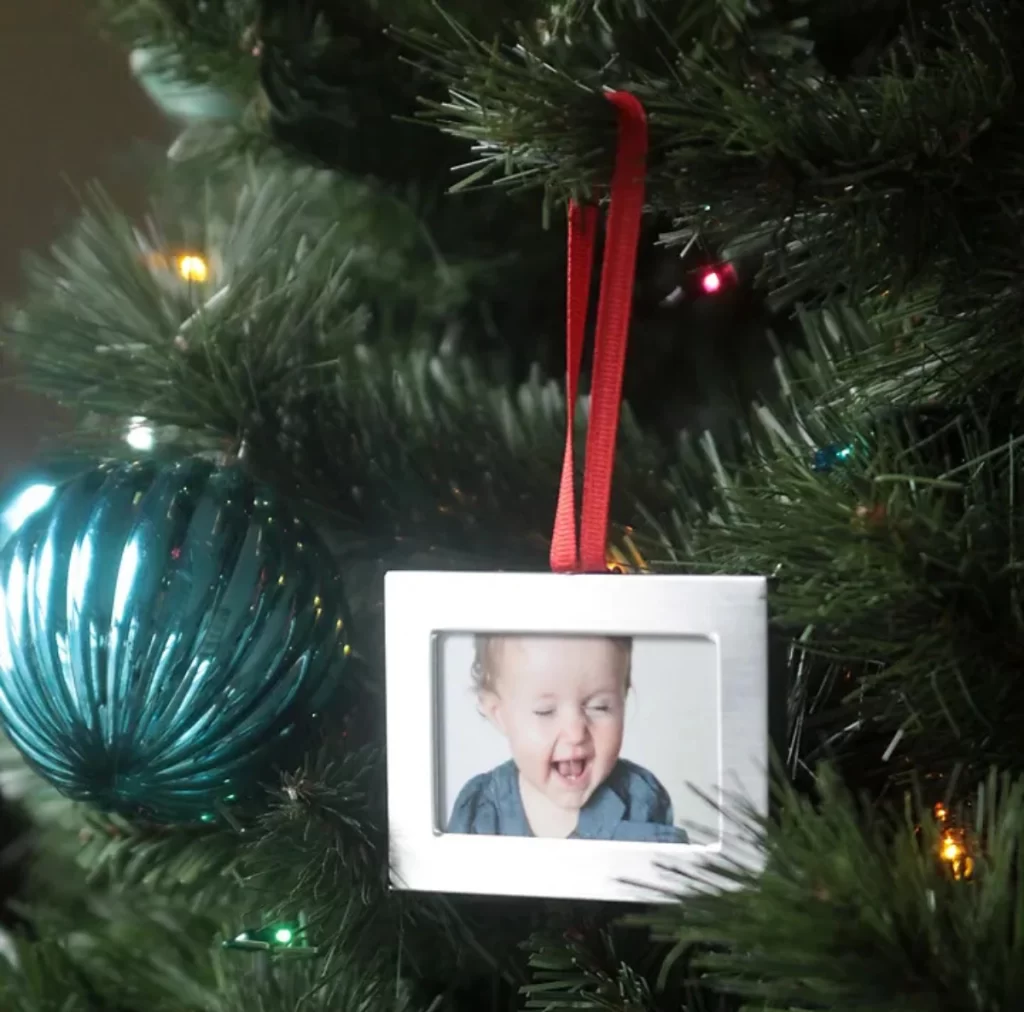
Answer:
top-left (447, 758), bottom-right (688, 843)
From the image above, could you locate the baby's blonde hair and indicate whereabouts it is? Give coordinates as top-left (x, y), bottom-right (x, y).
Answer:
top-left (472, 634), bottom-right (632, 694)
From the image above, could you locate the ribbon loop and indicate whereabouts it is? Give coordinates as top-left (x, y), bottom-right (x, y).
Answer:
top-left (550, 91), bottom-right (648, 573)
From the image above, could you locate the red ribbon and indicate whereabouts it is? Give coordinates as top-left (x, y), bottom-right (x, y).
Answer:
top-left (550, 91), bottom-right (648, 573)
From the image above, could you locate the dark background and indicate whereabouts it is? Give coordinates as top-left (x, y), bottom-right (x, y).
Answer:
top-left (0, 0), bottom-right (169, 485)
top-left (0, 0), bottom-right (170, 920)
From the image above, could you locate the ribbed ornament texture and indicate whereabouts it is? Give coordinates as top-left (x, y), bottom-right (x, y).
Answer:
top-left (0, 459), bottom-right (350, 823)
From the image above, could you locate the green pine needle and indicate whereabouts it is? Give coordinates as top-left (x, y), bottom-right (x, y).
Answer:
top-left (634, 767), bottom-right (1024, 1011)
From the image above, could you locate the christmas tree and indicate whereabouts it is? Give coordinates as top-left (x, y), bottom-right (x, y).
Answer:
top-left (1, 0), bottom-right (1022, 1008)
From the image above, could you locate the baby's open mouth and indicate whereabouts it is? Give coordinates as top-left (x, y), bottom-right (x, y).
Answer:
top-left (553, 758), bottom-right (590, 783)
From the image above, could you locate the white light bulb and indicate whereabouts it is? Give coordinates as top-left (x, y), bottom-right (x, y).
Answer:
top-left (126, 417), bottom-right (156, 451)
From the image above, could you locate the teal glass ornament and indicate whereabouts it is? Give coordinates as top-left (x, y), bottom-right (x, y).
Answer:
top-left (0, 459), bottom-right (350, 823)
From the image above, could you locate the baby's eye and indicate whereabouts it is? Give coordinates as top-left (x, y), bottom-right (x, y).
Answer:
top-left (587, 704), bottom-right (612, 713)
top-left (533, 709), bottom-right (555, 717)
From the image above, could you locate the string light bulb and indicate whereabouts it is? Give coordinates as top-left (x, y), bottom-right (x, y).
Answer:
top-left (606, 531), bottom-right (650, 574)
top-left (932, 803), bottom-right (973, 880)
top-left (697, 263), bottom-right (735, 296)
top-left (125, 416), bottom-right (155, 452)
top-left (701, 269), bottom-right (723, 294)
top-left (939, 828), bottom-right (974, 880)
top-left (222, 918), bottom-right (317, 955)
top-left (176, 253), bottom-right (209, 283)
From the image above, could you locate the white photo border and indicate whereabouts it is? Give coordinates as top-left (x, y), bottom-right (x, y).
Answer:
top-left (385, 571), bottom-right (768, 903)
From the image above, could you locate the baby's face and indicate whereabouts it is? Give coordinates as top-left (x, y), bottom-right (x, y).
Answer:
top-left (480, 636), bottom-right (627, 812)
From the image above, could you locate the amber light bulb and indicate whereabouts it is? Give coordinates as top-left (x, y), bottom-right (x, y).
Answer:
top-left (176, 254), bottom-right (209, 282)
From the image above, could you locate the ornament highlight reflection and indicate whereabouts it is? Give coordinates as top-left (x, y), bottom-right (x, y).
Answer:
top-left (0, 483), bottom-right (56, 550)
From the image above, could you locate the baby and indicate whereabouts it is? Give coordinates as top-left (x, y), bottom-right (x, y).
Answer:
top-left (447, 634), bottom-right (687, 842)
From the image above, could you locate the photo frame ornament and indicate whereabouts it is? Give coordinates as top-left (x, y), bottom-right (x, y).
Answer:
top-left (385, 570), bottom-right (768, 902)
top-left (386, 91), bottom-right (769, 902)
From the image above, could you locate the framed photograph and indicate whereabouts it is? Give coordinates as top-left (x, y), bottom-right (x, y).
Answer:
top-left (385, 571), bottom-right (768, 903)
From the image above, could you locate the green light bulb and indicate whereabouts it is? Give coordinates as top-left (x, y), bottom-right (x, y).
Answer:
top-left (274, 928), bottom-right (293, 944)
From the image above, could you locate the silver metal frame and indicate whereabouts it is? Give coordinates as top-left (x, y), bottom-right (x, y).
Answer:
top-left (386, 571), bottom-right (768, 902)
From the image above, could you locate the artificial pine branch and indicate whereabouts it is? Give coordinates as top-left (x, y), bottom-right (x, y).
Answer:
top-left (521, 914), bottom-right (737, 1012)
top-left (408, 0), bottom-right (1022, 312)
top-left (243, 744), bottom-right (391, 941)
top-left (98, 0), bottom-right (262, 99)
top-left (0, 891), bottom-right (423, 1012)
top-left (206, 953), bottom-right (418, 1012)
top-left (523, 925), bottom-right (658, 1012)
top-left (1, 159), bottom-right (671, 569)
top-left (0, 893), bottom-right (225, 1012)
top-left (634, 767), bottom-right (1024, 1011)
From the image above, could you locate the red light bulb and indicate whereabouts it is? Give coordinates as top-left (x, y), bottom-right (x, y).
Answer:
top-left (701, 270), bottom-right (722, 294)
